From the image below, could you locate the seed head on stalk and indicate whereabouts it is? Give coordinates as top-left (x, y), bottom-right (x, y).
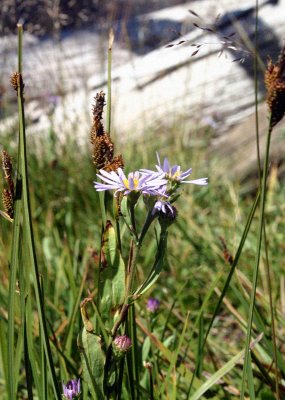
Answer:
top-left (265, 45), bottom-right (285, 128)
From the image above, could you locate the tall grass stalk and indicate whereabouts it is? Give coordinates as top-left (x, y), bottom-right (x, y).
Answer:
top-left (107, 28), bottom-right (114, 135)
top-left (7, 25), bottom-right (60, 399)
top-left (240, 122), bottom-right (273, 399)
top-left (253, 2), bottom-right (279, 396)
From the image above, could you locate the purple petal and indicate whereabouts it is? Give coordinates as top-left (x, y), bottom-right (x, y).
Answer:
top-left (163, 158), bottom-right (170, 173)
top-left (180, 168), bottom-right (192, 180)
top-left (128, 177), bottom-right (135, 190)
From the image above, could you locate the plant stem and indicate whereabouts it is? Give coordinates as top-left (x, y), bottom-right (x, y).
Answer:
top-left (240, 123), bottom-right (273, 399)
top-left (15, 25), bottom-right (61, 398)
top-left (107, 29), bottom-right (114, 135)
top-left (111, 239), bottom-right (140, 337)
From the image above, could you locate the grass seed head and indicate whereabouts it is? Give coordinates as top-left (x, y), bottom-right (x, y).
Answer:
top-left (1, 150), bottom-right (14, 197)
top-left (90, 91), bottom-right (106, 143)
top-left (10, 72), bottom-right (24, 94)
top-left (265, 45), bottom-right (285, 128)
top-left (103, 154), bottom-right (125, 172)
top-left (2, 189), bottom-right (14, 220)
top-left (90, 92), bottom-right (124, 172)
top-left (92, 134), bottom-right (114, 169)
top-left (2, 150), bottom-right (13, 179)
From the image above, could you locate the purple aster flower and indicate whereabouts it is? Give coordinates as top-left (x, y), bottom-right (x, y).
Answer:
top-left (147, 298), bottom-right (160, 313)
top-left (141, 153), bottom-right (208, 186)
top-left (62, 379), bottom-right (80, 399)
top-left (94, 167), bottom-right (167, 197)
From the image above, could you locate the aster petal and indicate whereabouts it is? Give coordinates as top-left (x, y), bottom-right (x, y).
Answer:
top-left (182, 178), bottom-right (208, 185)
top-left (96, 174), bottom-right (120, 186)
top-left (128, 176), bottom-right (135, 190)
top-left (139, 168), bottom-right (155, 175)
top-left (163, 158), bottom-right (170, 173)
top-left (156, 152), bottom-right (161, 166)
top-left (180, 168), bottom-right (192, 180)
top-left (118, 168), bottom-right (127, 180)
top-left (94, 183), bottom-right (119, 190)
top-left (170, 165), bottom-right (179, 176)
top-left (99, 169), bottom-right (122, 183)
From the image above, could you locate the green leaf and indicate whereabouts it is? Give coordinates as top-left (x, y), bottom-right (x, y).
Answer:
top-left (78, 300), bottom-right (105, 399)
top-left (120, 197), bottom-right (132, 230)
top-left (100, 221), bottom-right (125, 326)
top-left (134, 230), bottom-right (168, 297)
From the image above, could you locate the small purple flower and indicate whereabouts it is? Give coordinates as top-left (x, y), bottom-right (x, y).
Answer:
top-left (94, 168), bottom-right (167, 197)
top-left (114, 335), bottom-right (132, 352)
top-left (62, 379), bottom-right (80, 399)
top-left (147, 298), bottom-right (160, 313)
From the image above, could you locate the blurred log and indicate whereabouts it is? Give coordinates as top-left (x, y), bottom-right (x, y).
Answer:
top-left (210, 102), bottom-right (285, 181)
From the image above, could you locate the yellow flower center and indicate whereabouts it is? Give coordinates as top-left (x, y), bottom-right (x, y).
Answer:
top-left (123, 178), bottom-right (139, 190)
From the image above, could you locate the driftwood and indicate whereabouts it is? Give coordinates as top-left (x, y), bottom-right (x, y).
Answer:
top-left (211, 102), bottom-right (285, 181)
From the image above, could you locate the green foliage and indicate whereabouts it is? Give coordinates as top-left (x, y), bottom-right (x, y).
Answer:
top-left (1, 114), bottom-right (285, 398)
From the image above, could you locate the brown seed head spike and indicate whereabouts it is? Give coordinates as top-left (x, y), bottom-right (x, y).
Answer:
top-left (10, 72), bottom-right (24, 94)
top-left (265, 45), bottom-right (285, 128)
top-left (2, 150), bottom-right (12, 179)
top-left (2, 150), bottom-right (14, 197)
top-left (2, 189), bottom-right (14, 219)
top-left (90, 91), bottom-right (106, 144)
top-left (90, 91), bottom-right (124, 171)
top-left (92, 134), bottom-right (114, 170)
top-left (103, 154), bottom-right (125, 172)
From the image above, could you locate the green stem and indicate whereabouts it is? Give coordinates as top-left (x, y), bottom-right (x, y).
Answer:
top-left (240, 123), bottom-right (273, 399)
top-left (106, 29), bottom-right (114, 135)
top-left (111, 240), bottom-right (140, 337)
top-left (138, 210), bottom-right (155, 246)
top-left (254, 0), bottom-right (261, 179)
top-left (263, 225), bottom-right (280, 399)
top-left (16, 25), bottom-right (61, 398)
top-left (111, 205), bottom-right (156, 337)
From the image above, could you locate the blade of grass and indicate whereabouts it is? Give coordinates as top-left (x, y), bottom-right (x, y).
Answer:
top-left (262, 224), bottom-right (280, 398)
top-left (16, 24), bottom-right (61, 398)
top-left (247, 353), bottom-right (256, 400)
top-left (107, 28), bottom-right (114, 135)
top-left (128, 304), bottom-right (140, 399)
top-left (189, 334), bottom-right (263, 400)
top-left (240, 124), bottom-right (272, 399)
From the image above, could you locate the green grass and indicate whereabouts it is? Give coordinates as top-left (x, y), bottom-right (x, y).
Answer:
top-left (1, 114), bottom-right (285, 398)
top-left (1, 14), bottom-right (285, 399)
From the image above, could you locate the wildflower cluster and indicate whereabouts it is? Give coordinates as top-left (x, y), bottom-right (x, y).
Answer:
top-left (94, 152), bottom-right (208, 218)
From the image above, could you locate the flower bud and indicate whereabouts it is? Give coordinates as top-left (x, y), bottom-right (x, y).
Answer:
top-left (158, 205), bottom-right (178, 229)
top-left (113, 335), bottom-right (132, 358)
